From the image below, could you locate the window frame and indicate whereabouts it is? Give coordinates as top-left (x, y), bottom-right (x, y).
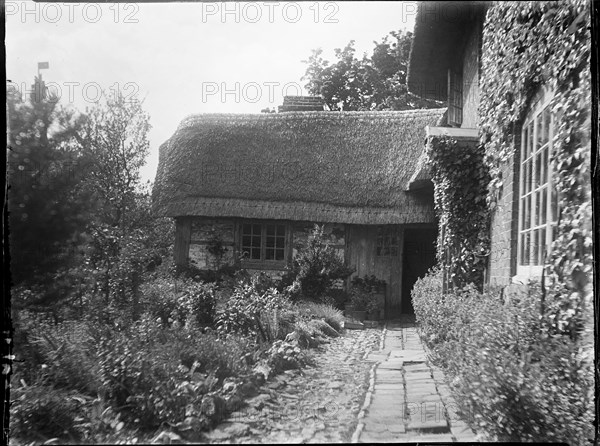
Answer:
top-left (376, 226), bottom-right (399, 257)
top-left (515, 85), bottom-right (558, 281)
top-left (239, 220), bottom-right (289, 269)
top-left (447, 68), bottom-right (463, 127)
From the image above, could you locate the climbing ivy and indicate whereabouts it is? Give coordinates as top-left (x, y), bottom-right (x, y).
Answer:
top-left (479, 0), bottom-right (592, 339)
top-left (426, 136), bottom-right (491, 291)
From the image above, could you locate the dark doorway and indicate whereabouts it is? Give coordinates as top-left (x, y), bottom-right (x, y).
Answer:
top-left (401, 227), bottom-right (437, 314)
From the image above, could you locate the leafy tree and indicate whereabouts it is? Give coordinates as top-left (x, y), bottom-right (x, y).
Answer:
top-left (7, 77), bottom-right (92, 286)
top-left (302, 30), bottom-right (442, 111)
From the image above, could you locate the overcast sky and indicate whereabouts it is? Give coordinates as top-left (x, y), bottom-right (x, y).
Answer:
top-left (7, 1), bottom-right (417, 182)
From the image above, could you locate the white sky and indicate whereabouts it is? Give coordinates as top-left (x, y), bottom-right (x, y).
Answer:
top-left (6, 1), bottom-right (417, 182)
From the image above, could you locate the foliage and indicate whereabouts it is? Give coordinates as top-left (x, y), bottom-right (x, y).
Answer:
top-left (298, 302), bottom-right (344, 332)
top-left (302, 30), bottom-right (442, 111)
top-left (425, 136), bottom-right (490, 290)
top-left (97, 318), bottom-right (251, 428)
top-left (479, 0), bottom-right (592, 339)
top-left (289, 225), bottom-right (354, 302)
top-left (412, 269), bottom-right (595, 443)
top-left (265, 340), bottom-right (306, 373)
top-left (215, 276), bottom-right (293, 342)
top-left (11, 385), bottom-right (86, 440)
top-left (349, 275), bottom-right (386, 313)
top-left (140, 277), bottom-right (217, 327)
top-left (7, 76), bottom-right (92, 285)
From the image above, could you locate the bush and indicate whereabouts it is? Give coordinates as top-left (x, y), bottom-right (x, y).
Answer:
top-left (290, 225), bottom-right (354, 302)
top-left (11, 385), bottom-right (84, 439)
top-left (412, 269), bottom-right (595, 443)
top-left (141, 277), bottom-right (217, 327)
top-left (215, 277), bottom-right (293, 342)
top-left (177, 280), bottom-right (217, 326)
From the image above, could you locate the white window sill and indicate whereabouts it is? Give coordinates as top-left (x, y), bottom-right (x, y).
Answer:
top-left (512, 265), bottom-right (544, 285)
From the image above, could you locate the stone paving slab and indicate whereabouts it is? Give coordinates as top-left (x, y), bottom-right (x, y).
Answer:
top-left (354, 319), bottom-right (477, 444)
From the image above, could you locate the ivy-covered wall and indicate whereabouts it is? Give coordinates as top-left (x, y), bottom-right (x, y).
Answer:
top-left (479, 0), bottom-right (592, 339)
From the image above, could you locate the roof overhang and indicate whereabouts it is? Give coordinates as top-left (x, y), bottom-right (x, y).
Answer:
top-left (407, 1), bottom-right (489, 101)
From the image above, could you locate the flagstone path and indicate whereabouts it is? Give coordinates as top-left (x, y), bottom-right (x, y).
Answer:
top-left (354, 319), bottom-right (478, 443)
top-left (203, 319), bottom-right (478, 444)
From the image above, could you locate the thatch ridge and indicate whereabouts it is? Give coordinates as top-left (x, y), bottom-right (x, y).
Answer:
top-left (153, 109), bottom-right (446, 224)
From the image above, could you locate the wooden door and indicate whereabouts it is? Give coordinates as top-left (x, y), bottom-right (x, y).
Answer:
top-left (347, 225), bottom-right (403, 317)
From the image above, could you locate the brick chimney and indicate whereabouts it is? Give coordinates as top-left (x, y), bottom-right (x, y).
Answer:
top-left (278, 96), bottom-right (325, 112)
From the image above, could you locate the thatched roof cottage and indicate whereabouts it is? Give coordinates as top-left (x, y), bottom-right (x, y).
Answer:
top-left (153, 107), bottom-right (446, 315)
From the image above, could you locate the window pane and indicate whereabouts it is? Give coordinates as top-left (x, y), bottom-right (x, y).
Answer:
top-left (540, 227), bottom-right (546, 263)
top-left (542, 107), bottom-right (551, 145)
top-left (266, 225), bottom-right (275, 236)
top-left (265, 249), bottom-right (274, 260)
top-left (242, 224), bottom-right (252, 236)
top-left (275, 237), bottom-right (285, 249)
top-left (251, 248), bottom-right (261, 260)
top-left (541, 187), bottom-right (547, 224)
top-left (522, 126), bottom-right (529, 162)
top-left (534, 190), bottom-right (541, 227)
top-left (525, 195), bottom-right (531, 229)
top-left (275, 249), bottom-right (285, 261)
top-left (528, 122), bottom-right (534, 158)
top-left (277, 225), bottom-right (285, 236)
top-left (535, 152), bottom-right (542, 189)
top-left (266, 237), bottom-right (274, 248)
top-left (520, 233), bottom-right (528, 265)
top-left (532, 229), bottom-right (539, 265)
top-left (541, 147), bottom-right (548, 185)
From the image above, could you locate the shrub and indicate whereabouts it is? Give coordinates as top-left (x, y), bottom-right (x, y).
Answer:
top-left (177, 280), bottom-right (217, 326)
top-left (141, 278), bottom-right (217, 327)
top-left (349, 276), bottom-right (385, 313)
top-left (412, 269), bottom-right (595, 443)
top-left (215, 278), bottom-right (292, 342)
top-left (290, 225), bottom-right (354, 302)
top-left (11, 385), bottom-right (84, 439)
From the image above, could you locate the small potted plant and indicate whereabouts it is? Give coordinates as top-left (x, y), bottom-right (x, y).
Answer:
top-left (350, 275), bottom-right (386, 321)
top-left (349, 279), bottom-right (368, 321)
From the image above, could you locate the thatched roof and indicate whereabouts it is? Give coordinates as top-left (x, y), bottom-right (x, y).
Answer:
top-left (407, 1), bottom-right (489, 100)
top-left (152, 109), bottom-right (446, 224)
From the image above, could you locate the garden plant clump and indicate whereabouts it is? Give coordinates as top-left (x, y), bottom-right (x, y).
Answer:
top-left (11, 226), bottom-right (352, 444)
top-left (411, 268), bottom-right (595, 444)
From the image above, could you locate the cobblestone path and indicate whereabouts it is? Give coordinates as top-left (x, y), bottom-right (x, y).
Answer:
top-left (354, 319), bottom-right (478, 443)
top-left (204, 327), bottom-right (382, 443)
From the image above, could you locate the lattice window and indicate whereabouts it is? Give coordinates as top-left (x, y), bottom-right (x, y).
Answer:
top-left (448, 69), bottom-right (463, 127)
top-left (376, 226), bottom-right (399, 257)
top-left (241, 223), bottom-right (286, 262)
top-left (518, 90), bottom-right (558, 271)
